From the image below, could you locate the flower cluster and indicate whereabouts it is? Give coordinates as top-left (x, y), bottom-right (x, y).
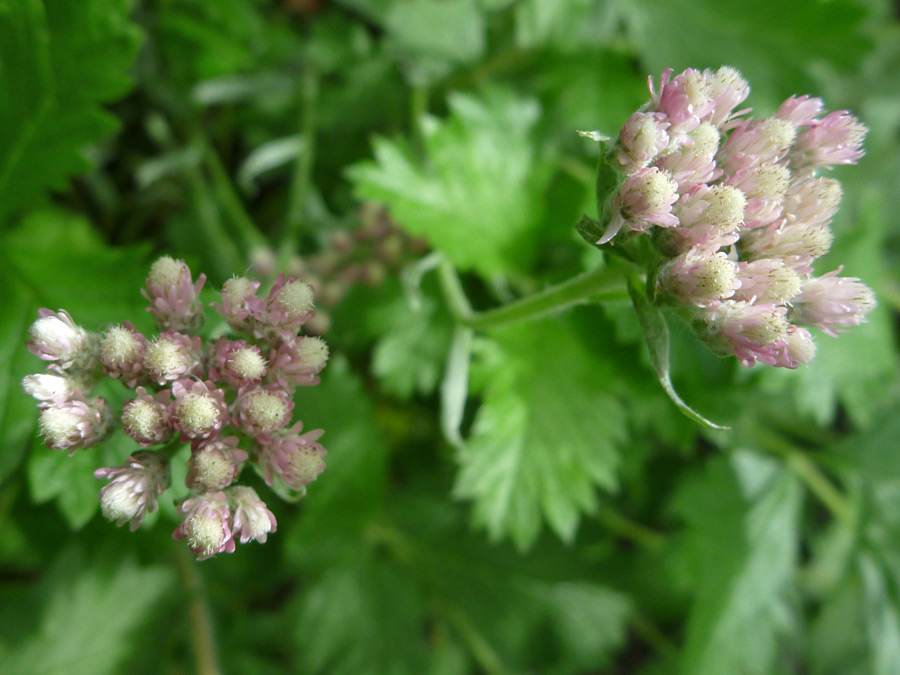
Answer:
top-left (250, 203), bottom-right (429, 334)
top-left (23, 256), bottom-right (329, 559)
top-left (594, 66), bottom-right (875, 367)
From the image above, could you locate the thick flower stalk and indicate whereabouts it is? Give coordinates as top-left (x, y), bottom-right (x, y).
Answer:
top-left (588, 66), bottom-right (875, 368)
top-left (23, 257), bottom-right (330, 559)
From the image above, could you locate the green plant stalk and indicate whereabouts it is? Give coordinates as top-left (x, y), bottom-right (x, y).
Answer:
top-left (752, 423), bottom-right (851, 524)
top-left (175, 545), bottom-right (221, 675)
top-left (439, 260), bottom-right (629, 331)
top-left (282, 67), bottom-right (319, 261)
top-left (596, 504), bottom-right (667, 553)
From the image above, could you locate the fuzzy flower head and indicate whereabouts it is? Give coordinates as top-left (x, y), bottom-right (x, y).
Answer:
top-left (268, 336), bottom-right (330, 388)
top-left (599, 168), bottom-right (679, 244)
top-left (142, 256), bottom-right (207, 332)
top-left (38, 396), bottom-right (113, 455)
top-left (100, 322), bottom-right (146, 387)
top-left (617, 112), bottom-right (670, 171)
top-left (173, 493), bottom-right (235, 561)
top-left (27, 309), bottom-right (95, 370)
top-left (234, 385), bottom-right (294, 437)
top-left (143, 331), bottom-right (202, 384)
top-left (95, 451), bottom-right (170, 531)
top-left (22, 373), bottom-right (77, 406)
top-left (212, 276), bottom-right (263, 332)
top-left (258, 273), bottom-right (316, 341)
top-left (658, 249), bottom-right (740, 307)
top-left (698, 301), bottom-right (792, 367)
top-left (122, 386), bottom-right (173, 446)
top-left (186, 437), bottom-right (248, 491)
top-left (210, 339), bottom-right (267, 388)
top-left (229, 486), bottom-right (277, 544)
top-left (259, 423), bottom-right (326, 492)
top-left (171, 379), bottom-right (228, 443)
top-left (789, 269), bottom-right (877, 337)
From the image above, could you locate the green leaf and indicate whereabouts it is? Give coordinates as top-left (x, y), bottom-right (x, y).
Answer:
top-left (454, 318), bottom-right (627, 550)
top-left (623, 0), bottom-right (870, 106)
top-left (348, 89), bottom-right (553, 278)
top-left (515, 0), bottom-right (621, 51)
top-left (628, 280), bottom-right (728, 430)
top-left (369, 289), bottom-right (454, 399)
top-left (0, 0), bottom-right (142, 223)
top-left (385, 0), bottom-right (485, 65)
top-left (0, 547), bottom-right (174, 675)
top-left (674, 452), bottom-right (803, 675)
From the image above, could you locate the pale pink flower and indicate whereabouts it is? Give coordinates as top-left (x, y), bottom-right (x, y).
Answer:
top-left (122, 386), bottom-right (173, 446)
top-left (95, 451), bottom-right (170, 531)
top-left (100, 322), bottom-right (147, 387)
top-left (257, 273), bottom-right (316, 342)
top-left (733, 258), bottom-right (802, 304)
top-left (233, 384), bottom-right (294, 437)
top-left (258, 422), bottom-right (326, 492)
top-left (617, 111), bottom-right (670, 171)
top-left (649, 68), bottom-right (713, 143)
top-left (599, 167), bottom-right (679, 244)
top-left (773, 325), bottom-right (817, 369)
top-left (658, 249), bottom-right (740, 307)
top-left (22, 373), bottom-right (77, 406)
top-left (229, 486), bottom-right (277, 544)
top-left (718, 117), bottom-right (796, 174)
top-left (211, 276), bottom-right (263, 333)
top-left (776, 94), bottom-right (825, 128)
top-left (664, 184), bottom-right (745, 253)
top-left (739, 219), bottom-right (832, 270)
top-left (171, 379), bottom-right (228, 443)
top-left (173, 492), bottom-right (235, 560)
top-left (143, 330), bottom-right (203, 384)
top-left (782, 178), bottom-right (842, 230)
top-left (186, 436), bottom-right (248, 491)
top-left (38, 396), bottom-right (113, 454)
top-left (790, 269), bottom-right (876, 337)
top-left (655, 122), bottom-right (721, 191)
top-left (726, 163), bottom-right (791, 229)
top-left (27, 309), bottom-right (95, 369)
top-left (267, 336), bottom-right (329, 389)
top-left (699, 300), bottom-right (792, 367)
top-left (790, 111), bottom-right (867, 173)
top-left (210, 338), bottom-right (267, 388)
top-left (702, 66), bottom-right (750, 128)
top-left (142, 256), bottom-right (206, 332)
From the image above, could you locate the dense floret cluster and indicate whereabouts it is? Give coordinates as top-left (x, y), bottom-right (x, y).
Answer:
top-left (23, 257), bottom-right (329, 559)
top-left (594, 67), bottom-right (875, 367)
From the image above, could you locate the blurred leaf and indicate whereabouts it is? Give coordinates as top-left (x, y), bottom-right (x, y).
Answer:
top-left (349, 89), bottom-right (553, 277)
top-left (0, 547), bottom-right (174, 675)
top-left (0, 0), bottom-right (141, 223)
top-left (515, 0), bottom-right (620, 52)
top-left (369, 288), bottom-right (454, 399)
top-left (624, 0), bottom-right (871, 105)
top-left (629, 280), bottom-right (727, 430)
top-left (455, 318), bottom-right (627, 550)
top-left (673, 452), bottom-right (802, 675)
top-left (386, 0), bottom-right (485, 66)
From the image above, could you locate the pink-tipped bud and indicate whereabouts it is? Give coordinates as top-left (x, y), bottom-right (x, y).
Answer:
top-left (143, 331), bottom-right (202, 384)
top-left (703, 66), bottom-right (750, 128)
top-left (740, 219), bottom-right (833, 266)
top-left (654, 122), bottom-right (721, 191)
top-left (27, 309), bottom-right (96, 370)
top-left (775, 326), bottom-right (817, 369)
top-left (727, 163), bottom-right (791, 228)
top-left (617, 112), bottom-right (670, 171)
top-left (173, 493), bottom-right (235, 560)
top-left (229, 486), bottom-right (277, 544)
top-left (186, 437), bottom-right (248, 491)
top-left (142, 256), bottom-right (207, 332)
top-left (698, 300), bottom-right (792, 367)
top-left (719, 117), bottom-right (796, 173)
top-left (268, 336), bottom-right (329, 388)
top-left (258, 273), bottom-right (315, 341)
top-left (122, 386), bottom-right (173, 446)
top-left (38, 396), bottom-right (112, 454)
top-left (94, 451), bottom-right (170, 531)
top-left (259, 422), bottom-right (326, 492)
top-left (733, 259), bottom-right (802, 304)
top-left (213, 276), bottom-right (263, 333)
top-left (776, 94), bottom-right (825, 128)
top-left (783, 178), bottom-right (842, 229)
top-left (211, 339), bottom-right (267, 388)
top-left (599, 167), bottom-right (680, 244)
top-left (790, 111), bottom-right (867, 173)
top-left (658, 249), bottom-right (740, 307)
top-left (171, 379), bottom-right (228, 443)
top-left (100, 322), bottom-right (147, 387)
top-left (22, 373), bottom-right (77, 406)
top-left (234, 385), bottom-right (294, 437)
top-left (649, 68), bottom-right (712, 142)
top-left (790, 269), bottom-right (877, 337)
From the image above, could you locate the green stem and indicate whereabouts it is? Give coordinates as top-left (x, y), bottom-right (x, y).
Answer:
top-left (629, 611), bottom-right (679, 659)
top-left (443, 605), bottom-right (507, 675)
top-left (596, 504), bottom-right (667, 553)
top-left (282, 67), bottom-right (319, 262)
top-left (410, 84), bottom-right (428, 153)
top-left (197, 133), bottom-right (268, 252)
top-left (439, 260), bottom-right (628, 331)
top-left (175, 546), bottom-right (221, 675)
top-left (752, 424), bottom-right (851, 524)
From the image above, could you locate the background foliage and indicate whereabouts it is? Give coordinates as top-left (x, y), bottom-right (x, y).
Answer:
top-left (1, 0), bottom-right (899, 673)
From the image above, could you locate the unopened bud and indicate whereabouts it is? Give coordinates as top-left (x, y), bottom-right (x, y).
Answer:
top-left (229, 486), bottom-right (277, 544)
